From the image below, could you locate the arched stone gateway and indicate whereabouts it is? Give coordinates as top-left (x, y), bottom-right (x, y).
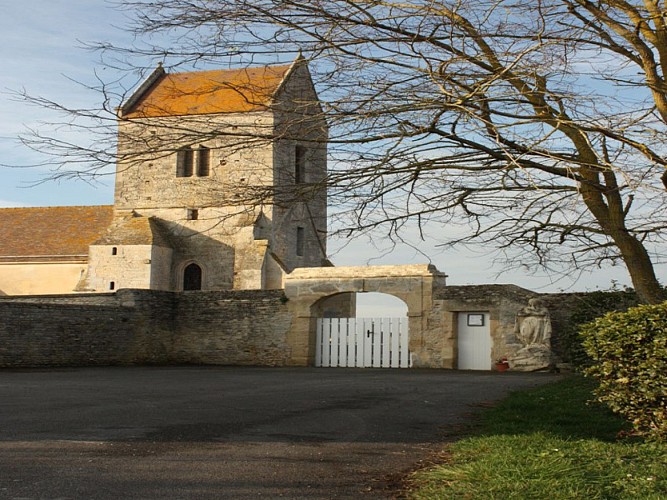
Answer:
top-left (284, 264), bottom-right (448, 367)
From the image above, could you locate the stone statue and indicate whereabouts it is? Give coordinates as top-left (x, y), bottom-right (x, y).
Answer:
top-left (509, 298), bottom-right (554, 371)
top-left (514, 298), bottom-right (552, 347)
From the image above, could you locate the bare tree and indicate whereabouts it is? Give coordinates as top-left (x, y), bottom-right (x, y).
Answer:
top-left (15, 0), bottom-right (667, 302)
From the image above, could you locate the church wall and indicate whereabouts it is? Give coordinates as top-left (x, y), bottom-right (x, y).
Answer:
top-left (104, 210), bottom-right (239, 291)
top-left (263, 252), bottom-right (287, 290)
top-left (104, 66), bottom-right (329, 291)
top-left (114, 113), bottom-right (275, 211)
top-left (87, 245), bottom-right (155, 291)
top-left (0, 261), bottom-right (87, 295)
top-left (269, 199), bottom-right (327, 273)
top-left (232, 226), bottom-right (269, 289)
top-left (114, 112), bottom-right (275, 291)
top-left (150, 245), bottom-right (174, 290)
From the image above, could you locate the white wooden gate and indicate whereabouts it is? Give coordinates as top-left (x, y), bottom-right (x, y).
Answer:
top-left (315, 317), bottom-right (410, 368)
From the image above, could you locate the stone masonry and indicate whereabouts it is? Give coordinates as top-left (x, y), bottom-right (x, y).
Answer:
top-left (0, 271), bottom-right (577, 370)
top-left (0, 289), bottom-right (292, 367)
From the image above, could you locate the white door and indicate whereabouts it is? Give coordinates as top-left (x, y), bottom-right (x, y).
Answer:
top-left (457, 311), bottom-right (492, 370)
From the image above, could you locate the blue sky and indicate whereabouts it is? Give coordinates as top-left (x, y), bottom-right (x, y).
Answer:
top-left (0, 1), bottom-right (658, 300)
top-left (0, 1), bottom-right (128, 207)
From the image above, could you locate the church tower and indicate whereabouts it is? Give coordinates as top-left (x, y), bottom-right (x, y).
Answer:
top-left (82, 57), bottom-right (328, 292)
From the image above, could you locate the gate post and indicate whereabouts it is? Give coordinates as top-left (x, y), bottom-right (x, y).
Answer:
top-left (283, 280), bottom-right (317, 366)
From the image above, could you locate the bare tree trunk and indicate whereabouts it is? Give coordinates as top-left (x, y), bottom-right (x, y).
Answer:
top-left (612, 231), bottom-right (664, 304)
top-left (581, 178), bottom-right (663, 303)
top-left (577, 164), bottom-right (664, 303)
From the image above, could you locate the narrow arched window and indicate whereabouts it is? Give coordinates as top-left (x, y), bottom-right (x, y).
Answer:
top-left (296, 226), bottom-right (305, 257)
top-left (183, 263), bottom-right (202, 291)
top-left (294, 145), bottom-right (306, 183)
top-left (197, 146), bottom-right (210, 177)
top-left (176, 147), bottom-right (194, 177)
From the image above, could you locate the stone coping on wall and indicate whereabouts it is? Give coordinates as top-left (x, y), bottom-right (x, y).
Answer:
top-left (435, 283), bottom-right (536, 302)
top-left (287, 263), bottom-right (446, 280)
top-left (0, 288), bottom-right (287, 305)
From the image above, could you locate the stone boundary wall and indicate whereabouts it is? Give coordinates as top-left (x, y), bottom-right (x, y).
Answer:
top-left (431, 284), bottom-right (638, 364)
top-left (0, 289), bottom-right (292, 368)
top-left (540, 290), bottom-right (640, 362)
top-left (0, 284), bottom-right (637, 369)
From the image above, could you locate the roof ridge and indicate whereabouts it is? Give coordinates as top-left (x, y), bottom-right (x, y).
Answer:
top-left (119, 64), bottom-right (167, 117)
top-left (165, 63), bottom-right (293, 78)
top-left (0, 204), bottom-right (113, 210)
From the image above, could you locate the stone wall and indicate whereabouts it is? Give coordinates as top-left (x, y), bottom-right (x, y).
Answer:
top-left (430, 285), bottom-right (639, 367)
top-left (430, 284), bottom-right (536, 369)
top-left (540, 290), bottom-right (640, 363)
top-left (0, 289), bottom-right (292, 368)
top-left (0, 277), bottom-right (635, 370)
top-left (170, 290), bottom-right (292, 365)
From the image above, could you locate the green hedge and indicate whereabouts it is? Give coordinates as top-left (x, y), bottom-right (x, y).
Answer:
top-left (580, 302), bottom-right (667, 440)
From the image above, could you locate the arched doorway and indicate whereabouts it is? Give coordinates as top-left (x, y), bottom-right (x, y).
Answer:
top-left (183, 263), bottom-right (202, 291)
top-left (283, 264), bottom-right (444, 367)
top-left (314, 292), bottom-right (410, 368)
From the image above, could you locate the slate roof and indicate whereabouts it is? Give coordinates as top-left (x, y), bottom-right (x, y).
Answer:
top-left (93, 215), bottom-right (173, 248)
top-left (0, 206), bottom-right (114, 260)
top-left (120, 63), bottom-right (295, 118)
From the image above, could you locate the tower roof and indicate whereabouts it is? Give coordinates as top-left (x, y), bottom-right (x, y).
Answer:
top-left (119, 63), bottom-right (296, 118)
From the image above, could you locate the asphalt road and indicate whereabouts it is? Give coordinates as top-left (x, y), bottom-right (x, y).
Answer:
top-left (0, 367), bottom-right (558, 499)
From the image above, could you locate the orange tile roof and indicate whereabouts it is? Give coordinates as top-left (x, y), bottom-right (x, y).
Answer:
top-left (122, 65), bottom-right (293, 118)
top-left (0, 206), bottom-right (114, 259)
top-left (93, 215), bottom-right (173, 248)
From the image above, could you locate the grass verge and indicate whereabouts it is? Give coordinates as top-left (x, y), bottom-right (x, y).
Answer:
top-left (406, 376), bottom-right (667, 499)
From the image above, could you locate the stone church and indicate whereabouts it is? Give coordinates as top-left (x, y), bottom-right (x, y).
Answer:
top-left (0, 57), bottom-right (329, 295)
